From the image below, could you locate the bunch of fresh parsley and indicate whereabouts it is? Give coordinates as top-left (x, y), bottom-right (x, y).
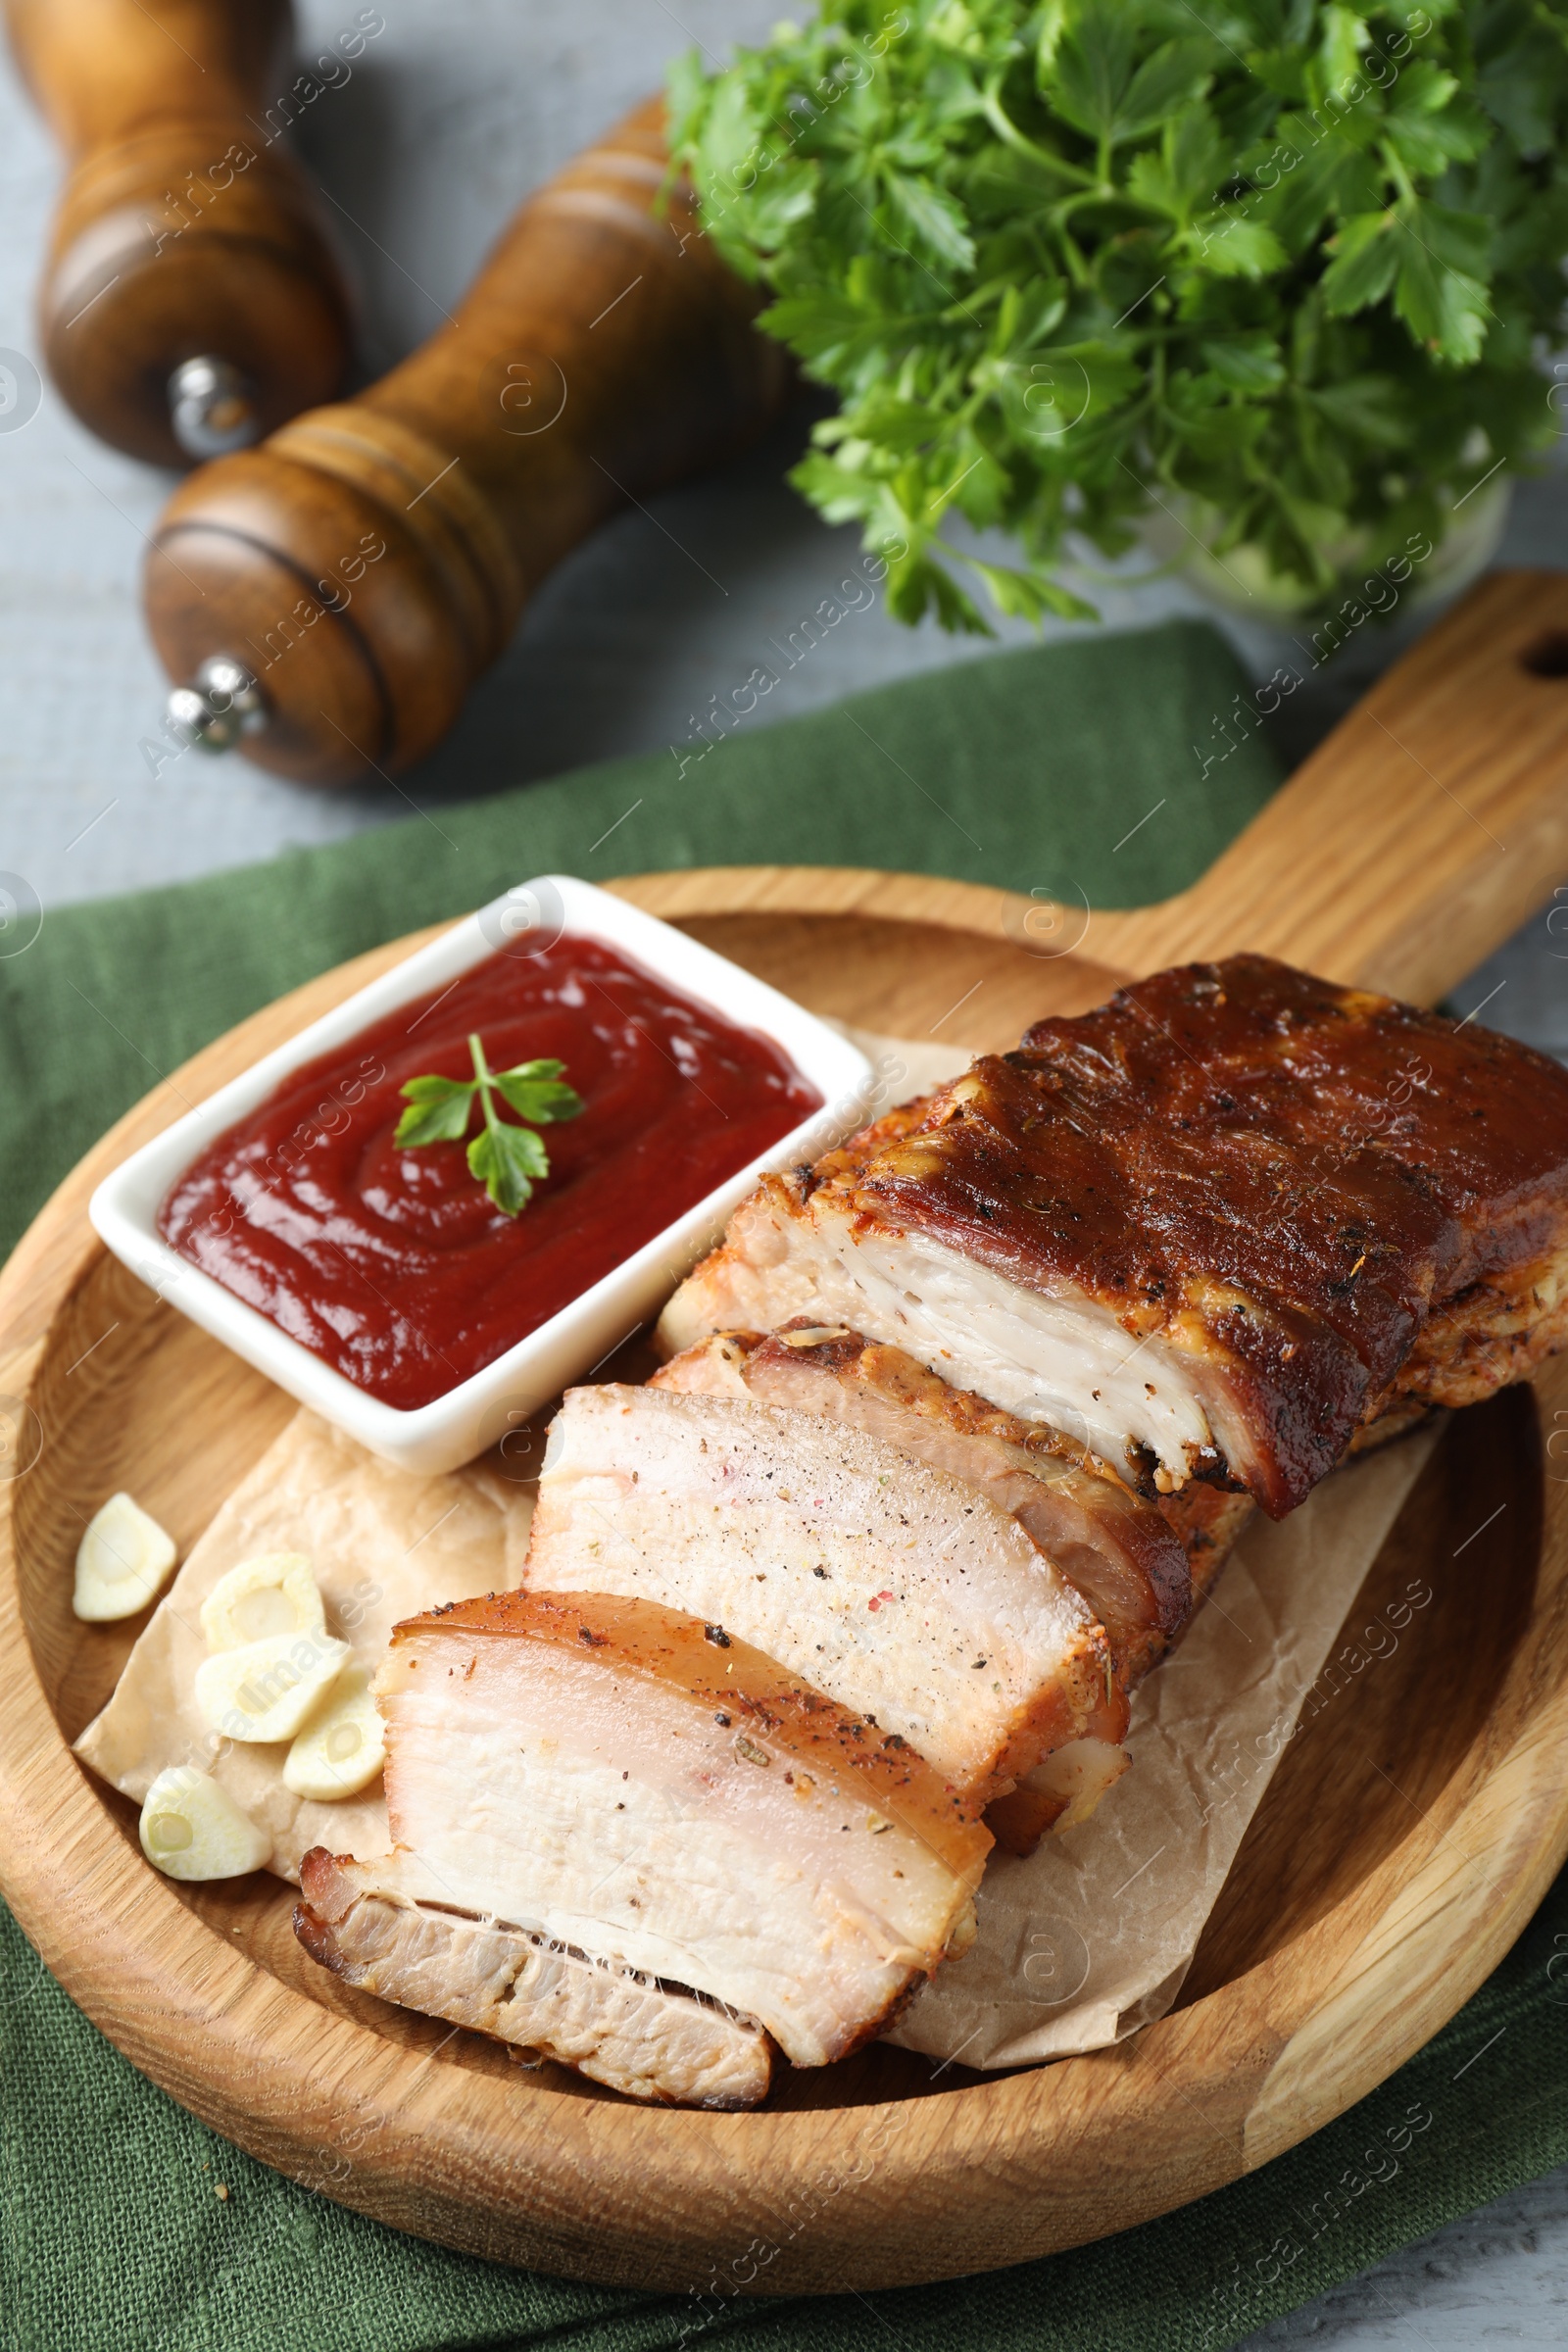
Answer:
top-left (668, 0), bottom-right (1568, 627)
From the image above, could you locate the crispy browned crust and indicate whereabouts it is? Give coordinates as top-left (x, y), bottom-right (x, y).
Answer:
top-left (983, 1787), bottom-right (1051, 1856)
top-left (293, 1891), bottom-right (344, 1969)
top-left (803, 1094), bottom-right (942, 1193)
top-left (1156, 1486), bottom-right (1256, 1602)
top-left (984, 1779), bottom-right (1075, 1857)
top-left (809, 956), bottom-right (1568, 1517)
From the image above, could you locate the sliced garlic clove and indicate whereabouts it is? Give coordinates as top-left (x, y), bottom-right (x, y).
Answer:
top-left (282, 1667), bottom-right (385, 1800)
top-left (200, 1552), bottom-right (325, 1651)
top-left (193, 1632), bottom-right (351, 1743)
top-left (73, 1493), bottom-right (178, 1622)
top-left (138, 1767), bottom-right (270, 1881)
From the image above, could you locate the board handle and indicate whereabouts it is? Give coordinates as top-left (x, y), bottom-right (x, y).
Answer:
top-left (1090, 568), bottom-right (1568, 1002)
top-left (142, 96), bottom-right (791, 785)
top-left (4, 0), bottom-right (353, 466)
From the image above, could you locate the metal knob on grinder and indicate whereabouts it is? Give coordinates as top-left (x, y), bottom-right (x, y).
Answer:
top-left (4, 0), bottom-right (353, 466)
top-left (145, 96), bottom-right (790, 786)
top-left (167, 655), bottom-right (270, 751)
top-left (168, 356), bottom-right (261, 461)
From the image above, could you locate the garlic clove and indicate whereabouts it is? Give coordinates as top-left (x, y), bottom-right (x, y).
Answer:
top-left (194, 1632), bottom-right (351, 1743)
top-left (138, 1767), bottom-right (270, 1881)
top-left (73, 1493), bottom-right (178, 1622)
top-left (201, 1552), bottom-right (325, 1651)
top-left (282, 1667), bottom-right (385, 1800)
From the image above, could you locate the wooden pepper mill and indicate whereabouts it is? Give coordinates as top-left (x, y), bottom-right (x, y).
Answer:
top-left (5, 0), bottom-right (353, 465)
top-left (144, 97), bottom-right (790, 784)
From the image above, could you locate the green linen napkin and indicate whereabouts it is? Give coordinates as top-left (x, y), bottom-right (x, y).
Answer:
top-left (2, 618), bottom-right (1563, 2352)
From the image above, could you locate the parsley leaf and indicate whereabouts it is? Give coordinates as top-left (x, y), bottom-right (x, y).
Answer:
top-left (490, 1058), bottom-right (583, 1125)
top-left (393, 1075), bottom-right (478, 1148)
top-left (468, 1119), bottom-right (551, 1219)
top-left (394, 1035), bottom-right (584, 1217)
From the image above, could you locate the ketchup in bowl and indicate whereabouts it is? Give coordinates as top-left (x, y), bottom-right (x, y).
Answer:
top-left (159, 936), bottom-right (822, 1409)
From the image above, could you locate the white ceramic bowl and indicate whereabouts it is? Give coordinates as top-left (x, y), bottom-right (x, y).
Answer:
top-left (90, 875), bottom-right (874, 1475)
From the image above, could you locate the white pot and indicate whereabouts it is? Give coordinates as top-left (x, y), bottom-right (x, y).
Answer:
top-left (1140, 477), bottom-right (1512, 626)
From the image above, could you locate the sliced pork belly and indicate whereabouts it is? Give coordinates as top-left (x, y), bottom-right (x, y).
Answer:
top-left (526, 1383), bottom-right (1117, 1802)
top-left (660, 956), bottom-right (1568, 1517)
top-left (655, 1169), bottom-right (1249, 1500)
top-left (295, 1848), bottom-right (776, 2107)
top-left (651, 1331), bottom-right (1266, 1855)
top-left (653, 1323), bottom-right (1190, 1686)
top-left (356, 1590), bottom-right (989, 2072)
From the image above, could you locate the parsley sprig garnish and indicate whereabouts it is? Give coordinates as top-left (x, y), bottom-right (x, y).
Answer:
top-left (395, 1033), bottom-right (584, 1216)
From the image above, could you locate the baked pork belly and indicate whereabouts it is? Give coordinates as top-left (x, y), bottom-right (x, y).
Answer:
top-left (332, 1590), bottom-right (990, 2072)
top-left (652, 1328), bottom-right (1267, 1854)
top-left (653, 1323), bottom-right (1190, 1686)
top-left (660, 956), bottom-right (1568, 1517)
top-left (525, 1382), bottom-right (1118, 1802)
top-left (296, 1849), bottom-right (776, 2107)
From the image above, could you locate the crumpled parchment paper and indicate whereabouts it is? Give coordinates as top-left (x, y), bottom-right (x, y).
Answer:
top-left (885, 1427), bottom-right (1438, 2067)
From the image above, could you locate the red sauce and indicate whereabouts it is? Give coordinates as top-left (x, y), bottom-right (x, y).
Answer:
top-left (160, 936), bottom-right (821, 1409)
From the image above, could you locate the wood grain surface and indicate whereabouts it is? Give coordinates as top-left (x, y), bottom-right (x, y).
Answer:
top-left (4, 0), bottom-right (351, 464)
top-left (143, 93), bottom-right (790, 783)
top-left (2, 573), bottom-right (1568, 2288)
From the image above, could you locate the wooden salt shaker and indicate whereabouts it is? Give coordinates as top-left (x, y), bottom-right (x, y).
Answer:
top-left (143, 97), bottom-right (789, 783)
top-left (5, 0), bottom-right (353, 465)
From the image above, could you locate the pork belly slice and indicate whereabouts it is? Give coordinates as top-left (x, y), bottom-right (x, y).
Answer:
top-left (660, 956), bottom-right (1568, 1517)
top-left (526, 1383), bottom-right (1117, 1803)
top-left (653, 1323), bottom-right (1190, 1687)
top-left (651, 1332), bottom-right (1260, 1857)
top-left (363, 1590), bottom-right (990, 2072)
top-left (295, 1848), bottom-right (776, 2107)
top-left (657, 1171), bottom-right (1240, 1501)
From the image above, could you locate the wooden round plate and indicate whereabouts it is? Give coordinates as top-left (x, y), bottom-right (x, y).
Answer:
top-left (7, 577), bottom-right (1568, 2292)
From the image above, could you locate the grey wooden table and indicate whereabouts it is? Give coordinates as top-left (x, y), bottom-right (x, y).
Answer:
top-left (1, 4), bottom-right (1566, 2342)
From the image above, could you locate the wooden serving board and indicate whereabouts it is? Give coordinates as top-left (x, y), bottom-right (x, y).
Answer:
top-left (4, 570), bottom-right (1568, 2293)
